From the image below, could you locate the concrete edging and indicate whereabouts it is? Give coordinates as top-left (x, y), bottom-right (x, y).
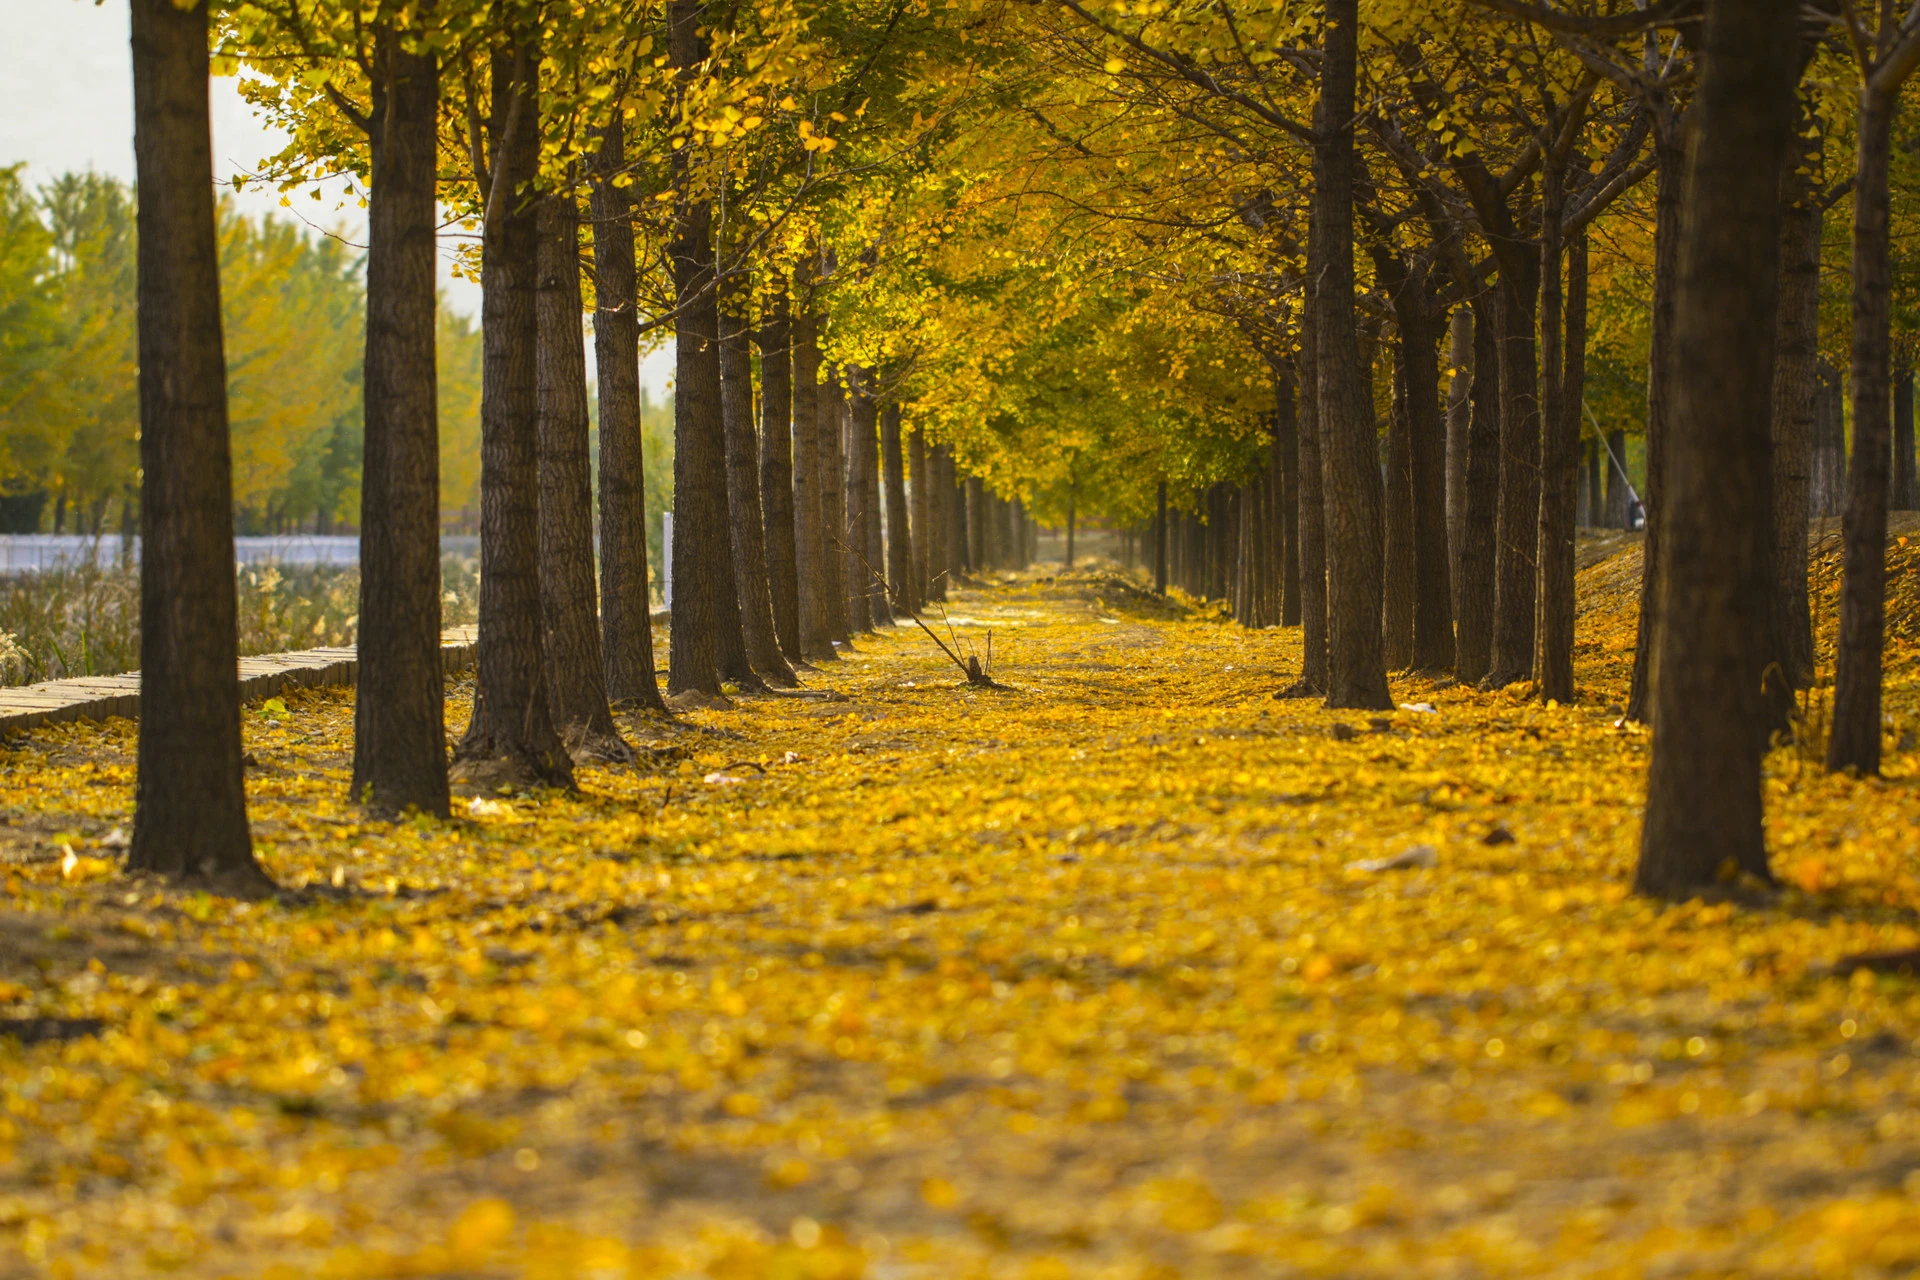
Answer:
top-left (0, 625), bottom-right (478, 736)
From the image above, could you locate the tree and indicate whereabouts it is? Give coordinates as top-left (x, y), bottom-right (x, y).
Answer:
top-left (1637, 0), bottom-right (1798, 897)
top-left (1313, 0), bottom-right (1391, 712)
top-left (126, 0), bottom-right (266, 888)
top-left (454, 31), bottom-right (573, 788)
top-left (350, 27), bottom-right (449, 816)
top-left (757, 278), bottom-right (804, 661)
top-left (536, 189), bottom-right (628, 755)
top-left (720, 272), bottom-right (798, 684)
top-left (1828, 10), bottom-right (1920, 776)
top-left (590, 116), bottom-right (669, 713)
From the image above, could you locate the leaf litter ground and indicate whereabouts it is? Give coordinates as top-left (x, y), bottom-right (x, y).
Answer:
top-left (8, 548), bottom-right (1920, 1277)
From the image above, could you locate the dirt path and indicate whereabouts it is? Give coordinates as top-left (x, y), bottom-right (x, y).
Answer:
top-left (4, 576), bottom-right (1920, 1277)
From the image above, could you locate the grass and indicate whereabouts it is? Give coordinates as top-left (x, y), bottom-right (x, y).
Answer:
top-left (0, 556), bottom-right (480, 687)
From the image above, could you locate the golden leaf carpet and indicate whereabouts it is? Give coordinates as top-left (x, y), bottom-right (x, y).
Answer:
top-left (6, 551), bottom-right (1920, 1278)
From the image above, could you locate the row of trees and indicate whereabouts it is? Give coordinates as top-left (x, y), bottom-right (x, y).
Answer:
top-left (0, 168), bottom-right (490, 534)
top-left (114, 0), bottom-right (1920, 902)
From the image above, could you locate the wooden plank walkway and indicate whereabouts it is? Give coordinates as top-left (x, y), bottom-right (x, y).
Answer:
top-left (0, 625), bottom-right (478, 735)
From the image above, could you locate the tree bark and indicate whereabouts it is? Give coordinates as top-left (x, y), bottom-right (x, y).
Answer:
top-left (1770, 122), bottom-right (1821, 694)
top-left (1535, 196), bottom-right (1582, 704)
top-left (843, 378), bottom-right (876, 631)
top-left (909, 426), bottom-right (930, 606)
top-left (1814, 360), bottom-right (1846, 515)
top-left (1296, 308), bottom-right (1330, 692)
top-left (1154, 481), bottom-right (1169, 594)
top-left (1628, 123), bottom-right (1688, 722)
top-left (1829, 83), bottom-right (1905, 776)
top-left (788, 299), bottom-right (835, 661)
top-left (352, 27), bottom-right (448, 817)
top-left (126, 0), bottom-right (263, 885)
top-left (941, 449), bottom-right (963, 589)
top-left (1314, 0), bottom-right (1392, 711)
top-left (1277, 372), bottom-right (1302, 627)
top-left (1637, 0), bottom-right (1795, 896)
top-left (666, 0), bottom-right (755, 696)
top-left (720, 273), bottom-right (796, 684)
top-left (756, 278), bottom-right (802, 662)
top-left (536, 191), bottom-right (626, 753)
top-left (589, 117), bottom-right (667, 712)
top-left (1582, 438), bottom-right (1600, 527)
top-left (1895, 361), bottom-right (1917, 511)
top-left (863, 395), bottom-right (892, 625)
top-left (1454, 295), bottom-right (1501, 684)
top-left (968, 475), bottom-right (986, 574)
top-left (1398, 289), bottom-right (1454, 674)
top-left (1383, 350), bottom-right (1415, 670)
top-left (883, 400), bottom-right (914, 613)
top-left (819, 369), bottom-right (852, 643)
top-left (665, 186), bottom-right (733, 695)
top-left (1445, 305), bottom-right (1473, 575)
top-left (1605, 429), bottom-right (1629, 528)
top-left (1488, 257), bottom-right (1542, 687)
top-left (454, 36), bottom-right (571, 788)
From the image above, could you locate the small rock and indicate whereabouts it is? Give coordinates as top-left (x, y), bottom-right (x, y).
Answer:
top-left (1483, 824), bottom-right (1516, 846)
top-left (1368, 718), bottom-right (1393, 733)
top-left (703, 772), bottom-right (747, 786)
top-left (780, 750), bottom-right (802, 765)
top-left (1330, 723), bottom-right (1357, 741)
top-left (1399, 703), bottom-right (1437, 714)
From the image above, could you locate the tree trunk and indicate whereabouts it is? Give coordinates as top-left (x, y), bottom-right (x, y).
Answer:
top-left (756, 278), bottom-right (802, 662)
top-left (666, 185), bottom-right (739, 695)
top-left (789, 299), bottom-right (835, 661)
top-left (1313, 0), bottom-right (1391, 711)
top-left (1582, 438), bottom-right (1601, 527)
top-left (1277, 372), bottom-right (1302, 627)
top-left (1535, 204), bottom-right (1581, 705)
top-left (1445, 305), bottom-right (1473, 592)
top-left (909, 426), bottom-right (930, 606)
top-left (1895, 361), bottom-right (1917, 510)
top-left (720, 273), bottom-right (796, 684)
top-left (1064, 488), bottom-right (1076, 571)
top-left (968, 475), bottom-right (986, 573)
top-left (1771, 121), bottom-right (1821, 692)
top-left (1296, 309), bottom-right (1330, 691)
top-left (1637, 0), bottom-right (1795, 896)
top-left (1628, 124), bottom-right (1688, 722)
top-left (883, 400), bottom-right (914, 613)
top-left (1815, 360), bottom-right (1847, 515)
top-left (1829, 85), bottom-right (1903, 776)
top-left (843, 379), bottom-right (876, 631)
top-left (819, 369), bottom-right (852, 643)
top-left (942, 450), bottom-right (964, 588)
top-left (126, 0), bottom-right (262, 885)
top-left (1489, 257), bottom-right (1542, 687)
top-left (1154, 481), bottom-right (1168, 593)
top-left (1399, 292), bottom-right (1454, 674)
top-left (590, 116), bottom-right (666, 712)
top-left (1605, 429), bottom-right (1629, 528)
top-left (352, 27), bottom-right (448, 817)
top-left (536, 191), bottom-right (626, 752)
top-left (454, 37), bottom-right (571, 787)
top-left (1454, 295), bottom-right (1501, 684)
top-left (1383, 350), bottom-right (1415, 670)
top-left (864, 397), bottom-right (892, 625)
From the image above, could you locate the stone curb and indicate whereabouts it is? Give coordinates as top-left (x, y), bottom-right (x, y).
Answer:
top-left (0, 625), bottom-right (478, 736)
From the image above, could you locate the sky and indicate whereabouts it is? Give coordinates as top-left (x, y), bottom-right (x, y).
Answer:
top-left (0, 0), bottom-right (674, 395)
